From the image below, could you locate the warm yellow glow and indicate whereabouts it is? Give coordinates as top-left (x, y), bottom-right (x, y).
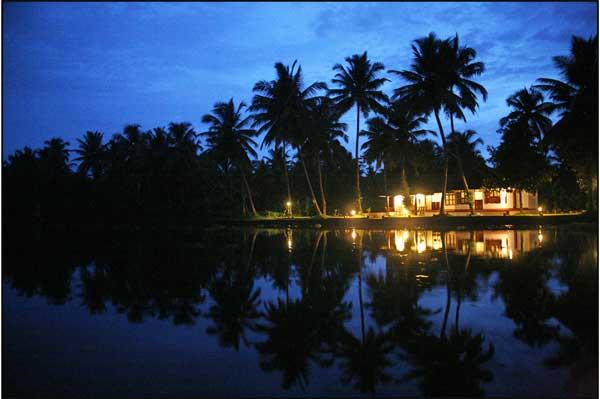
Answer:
top-left (509, 249), bottom-right (513, 260)
top-left (394, 230), bottom-right (409, 252)
top-left (393, 195), bottom-right (404, 212)
top-left (432, 233), bottom-right (442, 251)
top-left (351, 228), bottom-right (357, 241)
top-left (286, 201), bottom-right (292, 207)
top-left (475, 242), bottom-right (485, 254)
top-left (287, 238), bottom-right (293, 251)
top-left (538, 206), bottom-right (542, 212)
top-left (417, 238), bottom-right (426, 253)
top-left (416, 274), bottom-right (429, 279)
top-left (538, 233), bottom-right (543, 243)
top-left (350, 210), bottom-right (356, 216)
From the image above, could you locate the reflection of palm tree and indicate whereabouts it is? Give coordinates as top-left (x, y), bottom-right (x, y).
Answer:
top-left (337, 327), bottom-right (393, 395)
top-left (493, 249), bottom-right (559, 346)
top-left (401, 329), bottom-right (494, 397)
top-left (255, 298), bottom-right (323, 390)
top-left (454, 231), bottom-right (473, 333)
top-left (440, 231), bottom-right (452, 338)
top-left (205, 231), bottom-right (261, 350)
top-left (336, 231), bottom-right (393, 395)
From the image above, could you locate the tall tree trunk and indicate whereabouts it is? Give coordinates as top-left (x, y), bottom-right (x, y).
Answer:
top-left (355, 105), bottom-right (363, 213)
top-left (456, 157), bottom-right (474, 215)
top-left (440, 231), bottom-right (452, 339)
top-left (519, 189), bottom-right (523, 213)
top-left (450, 114), bottom-right (474, 215)
top-left (434, 109), bottom-right (448, 216)
top-left (356, 232), bottom-right (365, 344)
top-left (241, 168), bottom-right (258, 217)
top-left (241, 180), bottom-right (247, 216)
top-left (383, 162), bottom-right (388, 196)
top-left (400, 158), bottom-right (410, 201)
top-left (282, 141), bottom-right (292, 217)
top-left (455, 238), bottom-right (472, 335)
top-left (299, 152), bottom-right (323, 217)
top-left (316, 153), bottom-right (327, 215)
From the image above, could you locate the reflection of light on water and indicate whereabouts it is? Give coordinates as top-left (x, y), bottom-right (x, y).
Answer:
top-left (287, 238), bottom-right (293, 251)
top-left (351, 228), bottom-right (357, 241)
top-left (501, 237), bottom-right (508, 258)
top-left (509, 249), bottom-right (513, 259)
top-left (394, 230), bottom-right (409, 252)
top-left (538, 232), bottom-right (543, 243)
top-left (416, 274), bottom-right (429, 279)
top-left (432, 233), bottom-right (442, 250)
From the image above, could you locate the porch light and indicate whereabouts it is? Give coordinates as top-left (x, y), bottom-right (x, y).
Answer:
top-left (350, 209), bottom-right (356, 216)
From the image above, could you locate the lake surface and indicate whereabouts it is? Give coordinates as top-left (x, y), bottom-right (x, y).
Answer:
top-left (3, 226), bottom-right (598, 397)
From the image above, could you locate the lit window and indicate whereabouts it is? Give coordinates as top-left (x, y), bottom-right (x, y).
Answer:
top-left (484, 190), bottom-right (501, 204)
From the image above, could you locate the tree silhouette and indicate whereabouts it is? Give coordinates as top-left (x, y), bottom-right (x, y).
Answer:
top-left (329, 51), bottom-right (389, 213)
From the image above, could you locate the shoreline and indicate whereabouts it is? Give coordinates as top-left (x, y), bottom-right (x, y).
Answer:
top-left (225, 213), bottom-right (597, 230)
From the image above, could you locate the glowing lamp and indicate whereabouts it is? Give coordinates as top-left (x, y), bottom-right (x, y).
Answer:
top-left (286, 201), bottom-right (292, 207)
top-left (537, 206), bottom-right (542, 212)
top-left (350, 210), bottom-right (356, 216)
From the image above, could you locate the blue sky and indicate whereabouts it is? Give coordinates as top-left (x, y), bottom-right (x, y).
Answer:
top-left (3, 2), bottom-right (597, 160)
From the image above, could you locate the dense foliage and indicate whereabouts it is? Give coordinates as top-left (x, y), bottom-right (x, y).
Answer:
top-left (4, 33), bottom-right (596, 225)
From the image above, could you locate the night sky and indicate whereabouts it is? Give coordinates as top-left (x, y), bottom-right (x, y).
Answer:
top-left (3, 2), bottom-right (597, 160)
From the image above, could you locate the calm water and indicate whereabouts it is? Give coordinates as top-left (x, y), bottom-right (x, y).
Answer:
top-left (3, 226), bottom-right (598, 397)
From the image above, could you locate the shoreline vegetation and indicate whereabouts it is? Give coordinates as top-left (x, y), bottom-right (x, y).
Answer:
top-left (4, 33), bottom-right (597, 227)
top-left (20, 212), bottom-right (597, 234)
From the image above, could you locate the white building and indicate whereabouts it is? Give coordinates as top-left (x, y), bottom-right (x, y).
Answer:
top-left (391, 188), bottom-right (538, 215)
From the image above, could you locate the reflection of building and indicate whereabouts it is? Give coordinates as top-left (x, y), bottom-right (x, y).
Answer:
top-left (386, 230), bottom-right (543, 259)
top-left (391, 188), bottom-right (538, 215)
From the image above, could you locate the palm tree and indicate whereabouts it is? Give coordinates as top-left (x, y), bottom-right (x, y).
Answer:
top-left (390, 33), bottom-right (486, 215)
top-left (329, 51), bottom-right (389, 213)
top-left (444, 34), bottom-right (488, 134)
top-left (167, 122), bottom-right (199, 169)
top-left (447, 130), bottom-right (484, 215)
top-left (500, 87), bottom-right (553, 144)
top-left (202, 98), bottom-right (259, 217)
top-left (535, 35), bottom-right (598, 211)
top-left (499, 87), bottom-right (553, 210)
top-left (37, 137), bottom-right (72, 178)
top-left (73, 131), bottom-right (105, 180)
top-left (361, 101), bottom-right (429, 202)
top-left (250, 61), bottom-right (326, 216)
top-left (303, 97), bottom-right (348, 215)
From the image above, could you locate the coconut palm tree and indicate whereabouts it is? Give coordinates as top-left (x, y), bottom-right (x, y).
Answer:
top-left (447, 130), bottom-right (484, 215)
top-left (361, 101), bottom-right (429, 202)
top-left (535, 35), bottom-right (598, 211)
top-left (303, 97), bottom-right (348, 215)
top-left (202, 98), bottom-right (259, 217)
top-left (167, 122), bottom-right (199, 169)
top-left (38, 137), bottom-right (71, 175)
top-left (329, 52), bottom-right (389, 213)
top-left (390, 33), bottom-right (486, 215)
top-left (498, 87), bottom-right (553, 210)
top-left (500, 87), bottom-right (553, 144)
top-left (73, 131), bottom-right (105, 180)
top-left (250, 61), bottom-right (326, 216)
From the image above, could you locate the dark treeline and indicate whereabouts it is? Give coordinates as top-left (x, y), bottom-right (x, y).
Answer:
top-left (4, 33), bottom-right (596, 225)
top-left (3, 226), bottom-right (597, 396)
